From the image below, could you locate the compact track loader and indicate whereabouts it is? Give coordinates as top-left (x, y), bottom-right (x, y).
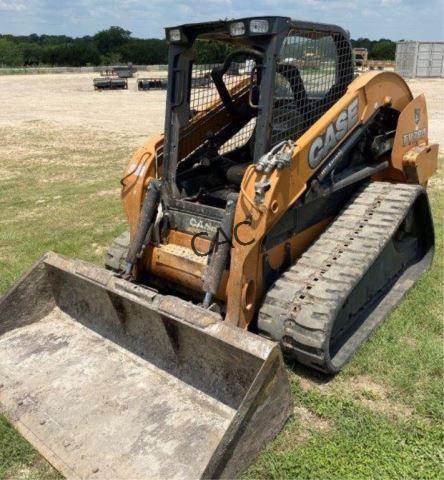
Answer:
top-left (0, 16), bottom-right (438, 479)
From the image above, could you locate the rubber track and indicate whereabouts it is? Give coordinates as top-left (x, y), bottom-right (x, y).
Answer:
top-left (105, 231), bottom-right (130, 272)
top-left (258, 181), bottom-right (425, 373)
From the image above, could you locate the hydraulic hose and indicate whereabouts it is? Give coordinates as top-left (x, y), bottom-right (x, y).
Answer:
top-left (203, 193), bottom-right (238, 307)
top-left (124, 179), bottom-right (161, 277)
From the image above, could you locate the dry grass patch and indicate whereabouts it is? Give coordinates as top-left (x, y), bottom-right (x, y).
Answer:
top-left (343, 375), bottom-right (414, 418)
top-left (293, 371), bottom-right (416, 420)
top-left (293, 406), bottom-right (333, 441)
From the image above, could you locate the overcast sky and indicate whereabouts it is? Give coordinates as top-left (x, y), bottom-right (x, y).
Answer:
top-left (0, 0), bottom-right (443, 40)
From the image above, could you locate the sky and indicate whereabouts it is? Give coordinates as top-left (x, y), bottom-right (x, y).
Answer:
top-left (0, 0), bottom-right (443, 41)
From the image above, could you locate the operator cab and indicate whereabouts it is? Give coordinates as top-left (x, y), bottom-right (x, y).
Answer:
top-left (161, 17), bottom-right (354, 232)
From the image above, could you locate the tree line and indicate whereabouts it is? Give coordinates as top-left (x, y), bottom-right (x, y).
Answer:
top-left (0, 27), bottom-right (168, 67)
top-left (350, 38), bottom-right (397, 61)
top-left (0, 26), bottom-right (397, 68)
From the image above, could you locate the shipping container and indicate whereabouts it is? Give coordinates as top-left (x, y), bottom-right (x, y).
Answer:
top-left (395, 41), bottom-right (444, 78)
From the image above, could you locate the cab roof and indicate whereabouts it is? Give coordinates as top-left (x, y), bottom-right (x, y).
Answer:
top-left (165, 16), bottom-right (349, 44)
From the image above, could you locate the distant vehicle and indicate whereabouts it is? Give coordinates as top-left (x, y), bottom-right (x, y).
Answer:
top-left (353, 47), bottom-right (369, 68)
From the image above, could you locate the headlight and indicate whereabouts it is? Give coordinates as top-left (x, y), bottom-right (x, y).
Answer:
top-left (169, 29), bottom-right (181, 42)
top-left (249, 19), bottom-right (269, 34)
top-left (229, 21), bottom-right (246, 36)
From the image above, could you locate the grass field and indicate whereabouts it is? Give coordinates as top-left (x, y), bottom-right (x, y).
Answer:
top-left (0, 74), bottom-right (443, 479)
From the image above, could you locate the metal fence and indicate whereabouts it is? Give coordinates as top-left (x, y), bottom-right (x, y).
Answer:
top-left (395, 41), bottom-right (444, 78)
top-left (0, 64), bottom-right (168, 75)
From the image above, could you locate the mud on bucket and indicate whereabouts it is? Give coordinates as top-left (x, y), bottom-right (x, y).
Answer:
top-left (0, 252), bottom-right (292, 479)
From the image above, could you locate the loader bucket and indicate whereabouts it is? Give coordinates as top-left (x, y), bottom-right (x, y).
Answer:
top-left (0, 252), bottom-right (292, 479)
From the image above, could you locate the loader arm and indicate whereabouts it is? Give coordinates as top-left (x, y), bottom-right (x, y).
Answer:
top-left (225, 70), bottom-right (418, 327)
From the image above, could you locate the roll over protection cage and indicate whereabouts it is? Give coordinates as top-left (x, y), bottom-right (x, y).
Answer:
top-left (162, 16), bottom-right (354, 200)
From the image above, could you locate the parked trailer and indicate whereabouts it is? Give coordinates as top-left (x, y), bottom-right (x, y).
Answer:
top-left (191, 75), bottom-right (212, 88)
top-left (137, 78), bottom-right (168, 91)
top-left (93, 77), bottom-right (128, 90)
top-left (396, 41), bottom-right (444, 78)
top-left (113, 64), bottom-right (137, 78)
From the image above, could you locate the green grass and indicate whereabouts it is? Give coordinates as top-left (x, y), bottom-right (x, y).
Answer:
top-left (0, 123), bottom-right (130, 479)
top-left (0, 122), bottom-right (442, 479)
top-left (244, 169), bottom-right (444, 479)
top-left (246, 389), bottom-right (442, 479)
top-left (0, 416), bottom-right (61, 480)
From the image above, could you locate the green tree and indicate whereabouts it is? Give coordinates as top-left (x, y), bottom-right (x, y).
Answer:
top-left (0, 38), bottom-right (23, 66)
top-left (351, 37), bottom-right (373, 52)
top-left (371, 39), bottom-right (396, 60)
top-left (41, 42), bottom-right (100, 66)
top-left (194, 39), bottom-right (233, 63)
top-left (21, 43), bottom-right (42, 65)
top-left (351, 37), bottom-right (396, 60)
top-left (119, 39), bottom-right (168, 64)
top-left (100, 51), bottom-right (122, 66)
top-left (93, 26), bottom-right (131, 54)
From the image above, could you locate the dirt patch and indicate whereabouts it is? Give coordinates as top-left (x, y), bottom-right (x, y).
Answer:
top-left (274, 403), bottom-right (333, 449)
top-left (297, 375), bottom-right (326, 393)
top-left (359, 397), bottom-right (414, 418)
top-left (97, 188), bottom-right (121, 197)
top-left (408, 79), bottom-right (444, 156)
top-left (429, 174), bottom-right (444, 190)
top-left (343, 375), bottom-right (388, 398)
top-left (0, 73), bottom-right (441, 156)
top-left (293, 406), bottom-right (332, 442)
top-left (294, 405), bottom-right (332, 430)
top-left (340, 375), bottom-right (413, 418)
top-left (403, 336), bottom-right (417, 348)
top-left (0, 73), bottom-right (166, 144)
top-left (296, 372), bottom-right (414, 419)
top-left (0, 168), bottom-right (15, 181)
top-left (91, 242), bottom-right (107, 256)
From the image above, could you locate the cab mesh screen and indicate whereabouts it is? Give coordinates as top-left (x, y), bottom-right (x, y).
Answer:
top-left (271, 29), bottom-right (353, 147)
top-left (189, 60), bottom-right (256, 154)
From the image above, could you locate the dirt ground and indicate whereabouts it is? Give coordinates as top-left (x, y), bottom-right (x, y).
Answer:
top-left (0, 73), bottom-right (167, 146)
top-left (0, 72), bottom-right (442, 153)
top-left (408, 78), bottom-right (444, 156)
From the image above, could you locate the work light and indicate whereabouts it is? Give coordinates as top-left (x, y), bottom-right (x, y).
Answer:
top-left (249, 19), bottom-right (269, 34)
top-left (229, 21), bottom-right (246, 36)
top-left (169, 29), bottom-right (181, 42)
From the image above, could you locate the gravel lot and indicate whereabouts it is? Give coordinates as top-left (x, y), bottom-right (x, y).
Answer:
top-left (0, 72), bottom-right (442, 154)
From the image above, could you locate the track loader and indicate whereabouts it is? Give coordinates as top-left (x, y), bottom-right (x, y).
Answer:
top-left (0, 16), bottom-right (438, 479)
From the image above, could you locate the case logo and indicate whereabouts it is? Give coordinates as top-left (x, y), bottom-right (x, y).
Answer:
top-left (189, 217), bottom-right (218, 234)
top-left (308, 97), bottom-right (359, 169)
